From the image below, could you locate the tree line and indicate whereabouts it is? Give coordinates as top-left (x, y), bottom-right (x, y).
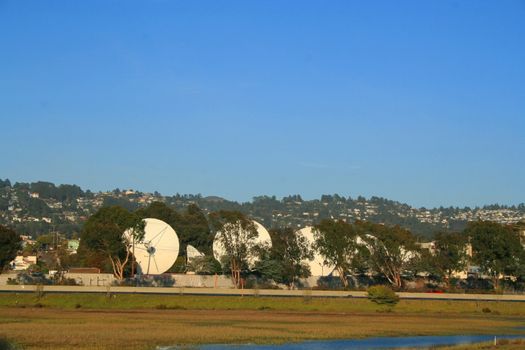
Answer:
top-left (1, 201), bottom-right (524, 292)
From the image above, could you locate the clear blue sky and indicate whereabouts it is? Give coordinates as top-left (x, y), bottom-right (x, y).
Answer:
top-left (1, 1), bottom-right (524, 208)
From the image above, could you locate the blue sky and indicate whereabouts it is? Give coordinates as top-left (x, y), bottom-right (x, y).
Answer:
top-left (1, 1), bottom-right (524, 208)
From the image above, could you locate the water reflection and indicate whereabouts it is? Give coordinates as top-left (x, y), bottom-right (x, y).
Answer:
top-left (161, 335), bottom-right (523, 350)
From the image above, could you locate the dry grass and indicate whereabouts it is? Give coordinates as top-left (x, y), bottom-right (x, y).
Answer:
top-left (441, 338), bottom-right (525, 350)
top-left (0, 307), bottom-right (524, 350)
top-left (1, 294), bottom-right (525, 349)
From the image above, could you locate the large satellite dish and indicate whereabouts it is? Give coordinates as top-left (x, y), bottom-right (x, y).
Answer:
top-left (213, 220), bottom-right (272, 267)
top-left (126, 218), bottom-right (179, 275)
top-left (297, 226), bottom-right (334, 277)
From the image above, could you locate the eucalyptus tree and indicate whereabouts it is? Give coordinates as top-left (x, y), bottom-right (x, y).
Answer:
top-left (209, 210), bottom-right (258, 288)
top-left (80, 206), bottom-right (145, 280)
top-left (356, 221), bottom-right (418, 289)
top-left (313, 219), bottom-right (363, 288)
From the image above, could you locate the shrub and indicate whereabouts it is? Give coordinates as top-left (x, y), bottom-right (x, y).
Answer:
top-left (155, 304), bottom-right (186, 310)
top-left (6, 278), bottom-right (18, 285)
top-left (367, 285), bottom-right (400, 308)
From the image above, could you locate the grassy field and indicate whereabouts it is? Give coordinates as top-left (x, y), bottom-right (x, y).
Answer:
top-left (0, 293), bottom-right (524, 349)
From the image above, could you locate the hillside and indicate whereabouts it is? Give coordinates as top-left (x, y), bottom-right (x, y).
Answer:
top-left (1, 178), bottom-right (524, 239)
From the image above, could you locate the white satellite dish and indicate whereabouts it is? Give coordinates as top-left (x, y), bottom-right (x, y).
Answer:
top-left (297, 226), bottom-right (335, 277)
top-left (187, 245), bottom-right (204, 262)
top-left (213, 220), bottom-right (272, 268)
top-left (125, 218), bottom-right (179, 275)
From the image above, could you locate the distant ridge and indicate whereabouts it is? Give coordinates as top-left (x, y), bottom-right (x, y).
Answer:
top-left (0, 178), bottom-right (524, 239)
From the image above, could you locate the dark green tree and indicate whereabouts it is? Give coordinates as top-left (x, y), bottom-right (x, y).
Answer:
top-left (0, 178), bottom-right (11, 188)
top-left (430, 232), bottom-right (468, 288)
top-left (0, 225), bottom-right (21, 272)
top-left (79, 206), bottom-right (145, 280)
top-left (178, 204), bottom-right (213, 255)
top-left (135, 201), bottom-right (180, 225)
top-left (465, 221), bottom-right (524, 289)
top-left (136, 202), bottom-right (212, 255)
top-left (255, 227), bottom-right (313, 289)
top-left (186, 255), bottom-right (222, 275)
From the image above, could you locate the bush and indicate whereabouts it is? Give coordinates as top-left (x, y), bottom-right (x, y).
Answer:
top-left (367, 285), bottom-right (400, 308)
top-left (119, 275), bottom-right (175, 287)
top-left (155, 304), bottom-right (185, 310)
top-left (6, 278), bottom-right (18, 285)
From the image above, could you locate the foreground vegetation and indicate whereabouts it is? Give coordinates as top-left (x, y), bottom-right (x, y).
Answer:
top-left (442, 339), bottom-right (525, 350)
top-left (2, 292), bottom-right (525, 314)
top-left (0, 293), bottom-right (525, 349)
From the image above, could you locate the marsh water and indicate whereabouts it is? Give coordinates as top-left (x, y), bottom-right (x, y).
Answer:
top-left (162, 334), bottom-right (523, 350)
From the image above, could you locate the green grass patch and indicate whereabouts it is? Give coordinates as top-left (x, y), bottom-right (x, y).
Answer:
top-left (1, 293), bottom-right (525, 316)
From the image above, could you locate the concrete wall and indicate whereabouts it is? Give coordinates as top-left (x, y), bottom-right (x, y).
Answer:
top-left (64, 273), bottom-right (234, 288)
top-left (171, 274), bottom-right (234, 288)
top-left (0, 273), bottom-right (17, 286)
top-left (64, 273), bottom-right (115, 286)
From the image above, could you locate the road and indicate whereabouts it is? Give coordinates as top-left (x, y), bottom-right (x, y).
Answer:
top-left (1, 285), bottom-right (525, 301)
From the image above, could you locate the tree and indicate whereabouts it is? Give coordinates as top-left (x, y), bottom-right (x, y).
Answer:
top-left (0, 225), bottom-right (21, 272)
top-left (430, 232), bottom-right (468, 288)
top-left (102, 196), bottom-right (140, 211)
top-left (513, 221), bottom-right (525, 245)
top-left (465, 221), bottom-right (524, 289)
top-left (178, 204), bottom-right (213, 255)
top-left (186, 255), bottom-right (222, 275)
top-left (79, 206), bottom-right (145, 280)
top-left (313, 219), bottom-right (362, 288)
top-left (357, 221), bottom-right (418, 289)
top-left (136, 202), bottom-right (213, 255)
top-left (0, 178), bottom-right (11, 188)
top-left (135, 201), bottom-right (179, 225)
top-left (209, 210), bottom-right (258, 288)
top-left (255, 227), bottom-right (313, 289)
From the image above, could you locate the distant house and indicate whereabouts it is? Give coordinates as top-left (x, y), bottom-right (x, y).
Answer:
top-left (11, 255), bottom-right (37, 271)
top-left (67, 239), bottom-right (80, 254)
top-left (417, 241), bottom-right (436, 255)
top-left (19, 235), bottom-right (36, 247)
